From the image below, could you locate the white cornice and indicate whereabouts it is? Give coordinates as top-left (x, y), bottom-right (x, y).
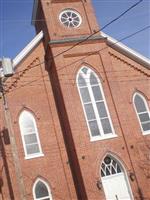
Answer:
top-left (13, 31), bottom-right (44, 68)
top-left (101, 32), bottom-right (150, 69)
top-left (12, 30), bottom-right (149, 70)
top-left (32, 0), bottom-right (38, 26)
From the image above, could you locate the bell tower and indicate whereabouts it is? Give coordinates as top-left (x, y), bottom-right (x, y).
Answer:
top-left (32, 0), bottom-right (100, 41)
top-left (31, 1), bottom-right (103, 200)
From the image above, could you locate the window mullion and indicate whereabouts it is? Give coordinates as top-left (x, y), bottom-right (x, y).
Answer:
top-left (36, 196), bottom-right (50, 200)
top-left (26, 142), bottom-right (38, 146)
top-left (23, 131), bottom-right (36, 135)
top-left (87, 81), bottom-right (104, 136)
top-left (138, 111), bottom-right (148, 115)
top-left (134, 93), bottom-right (150, 134)
top-left (141, 120), bottom-right (150, 124)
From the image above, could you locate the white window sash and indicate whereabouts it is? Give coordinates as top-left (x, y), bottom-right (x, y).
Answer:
top-left (77, 67), bottom-right (116, 141)
top-left (19, 111), bottom-right (43, 159)
top-left (133, 93), bottom-right (150, 135)
top-left (33, 179), bottom-right (52, 200)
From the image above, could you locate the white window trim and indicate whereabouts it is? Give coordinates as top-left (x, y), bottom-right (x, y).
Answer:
top-left (77, 66), bottom-right (116, 141)
top-left (19, 111), bottom-right (44, 159)
top-left (133, 93), bottom-right (150, 135)
top-left (90, 134), bottom-right (117, 142)
top-left (59, 9), bottom-right (82, 28)
top-left (33, 178), bottom-right (52, 200)
top-left (25, 153), bottom-right (44, 160)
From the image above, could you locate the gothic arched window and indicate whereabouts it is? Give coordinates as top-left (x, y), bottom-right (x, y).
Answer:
top-left (101, 155), bottom-right (122, 177)
top-left (77, 67), bottom-right (116, 141)
top-left (133, 93), bottom-right (150, 134)
top-left (19, 110), bottom-right (43, 159)
top-left (33, 179), bottom-right (52, 200)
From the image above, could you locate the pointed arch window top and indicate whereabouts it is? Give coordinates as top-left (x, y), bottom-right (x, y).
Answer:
top-left (134, 95), bottom-right (147, 113)
top-left (19, 110), bottom-right (43, 159)
top-left (35, 181), bottom-right (49, 198)
top-left (77, 67), bottom-right (116, 141)
top-left (101, 156), bottom-right (122, 177)
top-left (33, 179), bottom-right (52, 200)
top-left (78, 74), bottom-right (87, 87)
top-left (133, 93), bottom-right (150, 134)
top-left (90, 72), bottom-right (99, 85)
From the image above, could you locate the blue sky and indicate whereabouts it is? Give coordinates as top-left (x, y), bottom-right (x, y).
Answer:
top-left (0, 0), bottom-right (150, 59)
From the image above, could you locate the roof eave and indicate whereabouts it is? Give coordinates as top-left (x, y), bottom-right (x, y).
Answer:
top-left (13, 30), bottom-right (44, 68)
top-left (101, 32), bottom-right (150, 69)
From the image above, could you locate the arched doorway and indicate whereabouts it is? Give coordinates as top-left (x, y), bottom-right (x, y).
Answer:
top-left (101, 155), bottom-right (133, 200)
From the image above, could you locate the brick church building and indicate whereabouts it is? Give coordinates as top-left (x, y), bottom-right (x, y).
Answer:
top-left (0, 0), bottom-right (150, 199)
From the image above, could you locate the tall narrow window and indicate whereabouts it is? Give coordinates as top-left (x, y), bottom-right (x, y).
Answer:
top-left (77, 67), bottom-right (115, 141)
top-left (133, 93), bottom-right (150, 134)
top-left (33, 179), bottom-right (52, 200)
top-left (19, 110), bottom-right (43, 159)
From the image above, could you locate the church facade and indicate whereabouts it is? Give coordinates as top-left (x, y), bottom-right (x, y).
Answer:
top-left (0, 0), bottom-right (150, 199)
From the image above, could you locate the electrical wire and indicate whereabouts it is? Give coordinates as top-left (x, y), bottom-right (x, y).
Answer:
top-left (4, 25), bottom-right (150, 93)
top-left (12, 0), bottom-right (144, 76)
top-left (0, 0), bottom-right (143, 23)
top-left (13, 24), bottom-right (150, 78)
top-left (51, 0), bottom-right (144, 60)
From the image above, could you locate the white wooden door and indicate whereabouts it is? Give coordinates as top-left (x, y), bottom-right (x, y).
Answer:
top-left (101, 156), bottom-right (133, 200)
top-left (102, 173), bottom-right (132, 200)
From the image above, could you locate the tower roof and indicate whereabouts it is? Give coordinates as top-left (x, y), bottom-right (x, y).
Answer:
top-left (32, 0), bottom-right (38, 25)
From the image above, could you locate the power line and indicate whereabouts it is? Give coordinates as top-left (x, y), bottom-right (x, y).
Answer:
top-left (13, 24), bottom-right (150, 78)
top-left (5, 75), bottom-right (147, 84)
top-left (12, 24), bottom-right (149, 76)
top-left (11, 0), bottom-right (144, 76)
top-left (4, 25), bottom-right (150, 93)
top-left (52, 0), bottom-right (144, 60)
top-left (4, 68), bottom-right (148, 82)
top-left (6, 78), bottom-right (149, 94)
top-left (56, 25), bottom-right (150, 72)
top-left (0, 0), bottom-right (144, 23)
top-left (16, 25), bottom-right (150, 78)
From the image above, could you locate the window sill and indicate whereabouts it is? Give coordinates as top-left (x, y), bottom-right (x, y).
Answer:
top-left (25, 153), bottom-right (44, 160)
top-left (143, 131), bottom-right (150, 136)
top-left (90, 134), bottom-right (118, 142)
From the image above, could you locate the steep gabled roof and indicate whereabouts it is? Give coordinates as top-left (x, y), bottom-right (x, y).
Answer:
top-left (101, 32), bottom-right (150, 69)
top-left (13, 30), bottom-right (44, 68)
top-left (12, 30), bottom-right (150, 69)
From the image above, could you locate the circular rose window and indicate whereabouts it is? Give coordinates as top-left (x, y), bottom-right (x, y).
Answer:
top-left (59, 9), bottom-right (82, 28)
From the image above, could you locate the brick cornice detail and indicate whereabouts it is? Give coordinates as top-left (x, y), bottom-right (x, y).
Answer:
top-left (109, 52), bottom-right (150, 78)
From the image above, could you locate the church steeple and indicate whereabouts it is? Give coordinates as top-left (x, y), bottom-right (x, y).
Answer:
top-left (32, 0), bottom-right (100, 41)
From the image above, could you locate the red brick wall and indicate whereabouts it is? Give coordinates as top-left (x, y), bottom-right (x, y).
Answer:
top-left (47, 38), bottom-right (150, 199)
top-left (35, 0), bottom-right (99, 41)
top-left (2, 41), bottom-right (77, 200)
top-left (1, 0), bottom-right (149, 199)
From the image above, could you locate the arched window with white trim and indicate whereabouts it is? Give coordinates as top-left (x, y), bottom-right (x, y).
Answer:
top-left (133, 93), bottom-right (150, 134)
top-left (19, 110), bottom-right (43, 159)
top-left (101, 155), bottom-right (122, 177)
top-left (33, 179), bottom-right (52, 200)
top-left (77, 67), bottom-right (116, 141)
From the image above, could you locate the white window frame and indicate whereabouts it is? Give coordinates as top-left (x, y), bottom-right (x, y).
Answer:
top-left (33, 178), bottom-right (52, 200)
top-left (77, 66), bottom-right (116, 141)
top-left (101, 155), bottom-right (122, 177)
top-left (133, 92), bottom-right (150, 135)
top-left (19, 110), bottom-right (44, 159)
top-left (59, 9), bottom-right (82, 28)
